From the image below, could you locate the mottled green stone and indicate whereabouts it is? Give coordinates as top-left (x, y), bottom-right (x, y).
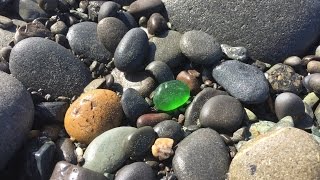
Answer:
top-left (153, 80), bottom-right (190, 111)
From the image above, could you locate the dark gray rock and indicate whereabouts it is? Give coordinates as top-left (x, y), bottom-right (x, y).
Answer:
top-left (154, 120), bottom-right (184, 143)
top-left (114, 28), bottom-right (148, 72)
top-left (184, 88), bottom-right (228, 127)
top-left (111, 0), bottom-right (135, 6)
top-left (115, 162), bottom-right (156, 180)
top-left (117, 11), bottom-right (138, 29)
top-left (275, 92), bottom-right (305, 122)
top-left (111, 68), bottom-right (156, 97)
top-left (50, 161), bottom-right (107, 180)
top-left (180, 30), bottom-right (222, 65)
top-left (56, 138), bottom-right (77, 164)
top-left (221, 44), bottom-right (248, 61)
top-left (67, 22), bottom-right (112, 63)
top-left (147, 13), bottom-right (168, 35)
top-left (0, 0), bottom-right (12, 11)
top-left (173, 128), bottom-right (230, 180)
top-left (149, 30), bottom-right (186, 68)
top-left (145, 60), bottom-right (174, 83)
top-left (0, 61), bottom-right (9, 73)
top-left (98, 1), bottom-right (120, 22)
top-left (136, 113), bottom-right (172, 128)
top-left (17, 0), bottom-right (48, 22)
top-left (9, 37), bottom-right (91, 98)
top-left (212, 60), bottom-right (269, 104)
top-left (121, 88), bottom-right (150, 124)
top-left (199, 95), bottom-right (244, 133)
top-left (34, 102), bottom-right (69, 124)
top-left (50, 21), bottom-right (68, 35)
top-left (97, 17), bottom-right (128, 53)
top-left (0, 71), bottom-right (34, 170)
top-left (127, 0), bottom-right (164, 19)
top-left (34, 141), bottom-right (56, 180)
top-left (38, 0), bottom-right (57, 12)
top-left (0, 46), bottom-right (12, 62)
top-left (308, 73), bottom-right (320, 94)
top-left (163, 0), bottom-right (320, 64)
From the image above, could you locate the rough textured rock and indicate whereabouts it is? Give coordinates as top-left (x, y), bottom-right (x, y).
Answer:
top-left (9, 37), bottom-right (91, 98)
top-left (163, 0), bottom-right (320, 64)
top-left (0, 71), bottom-right (34, 170)
top-left (229, 127), bottom-right (320, 180)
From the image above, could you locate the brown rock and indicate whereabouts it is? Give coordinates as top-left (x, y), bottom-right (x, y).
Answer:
top-left (229, 127), bottom-right (320, 180)
top-left (64, 89), bottom-right (123, 144)
top-left (176, 70), bottom-right (201, 95)
top-left (136, 113), bottom-right (171, 128)
top-left (307, 60), bottom-right (320, 73)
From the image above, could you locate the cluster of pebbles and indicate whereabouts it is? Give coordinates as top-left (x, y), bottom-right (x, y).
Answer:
top-left (0, 0), bottom-right (320, 180)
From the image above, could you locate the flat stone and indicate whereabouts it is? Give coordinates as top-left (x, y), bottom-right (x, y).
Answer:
top-left (0, 71), bottom-right (34, 170)
top-left (9, 37), bottom-right (91, 98)
top-left (212, 60), bottom-right (269, 104)
top-left (115, 162), bottom-right (156, 180)
top-left (0, 15), bottom-right (13, 29)
top-left (111, 68), bottom-right (156, 97)
top-left (17, 0), bottom-right (48, 22)
top-left (127, 0), bottom-right (164, 19)
top-left (229, 127), bottom-right (320, 179)
top-left (67, 22), bottom-right (112, 63)
top-left (83, 127), bottom-right (137, 174)
top-left (163, 0), bottom-right (320, 64)
top-left (173, 128), bottom-right (230, 180)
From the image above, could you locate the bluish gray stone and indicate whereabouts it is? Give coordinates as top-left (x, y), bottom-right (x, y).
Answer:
top-left (212, 60), bottom-right (269, 104)
top-left (0, 71), bottom-right (34, 170)
top-left (115, 162), bottom-right (156, 180)
top-left (145, 61), bottom-right (174, 83)
top-left (17, 0), bottom-right (48, 22)
top-left (98, 1), bottom-right (120, 22)
top-left (67, 22), bottom-right (112, 63)
top-left (9, 37), bottom-right (91, 98)
top-left (163, 0), bottom-right (320, 64)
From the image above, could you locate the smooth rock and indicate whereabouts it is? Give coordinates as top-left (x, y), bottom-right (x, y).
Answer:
top-left (50, 161), bottom-right (107, 180)
top-left (149, 30), bottom-right (186, 68)
top-left (34, 102), bottom-right (69, 124)
top-left (115, 162), bottom-right (156, 180)
top-left (117, 11), bottom-right (138, 29)
top-left (229, 127), bottom-right (320, 179)
top-left (180, 30), bottom-right (222, 65)
top-left (283, 56), bottom-right (302, 67)
top-left (121, 88), bottom-right (150, 124)
top-left (147, 13), bottom-right (168, 35)
top-left (221, 44), bottom-right (248, 61)
top-left (98, 1), bottom-right (120, 22)
top-left (0, 46), bottom-right (11, 62)
top-left (308, 73), bottom-right (320, 94)
top-left (55, 34), bottom-right (70, 48)
top-left (163, 0), bottom-right (320, 64)
top-left (83, 78), bottom-right (106, 93)
top-left (56, 138), bottom-right (77, 164)
top-left (50, 21), bottom-right (68, 35)
top-left (34, 141), bottom-right (56, 180)
top-left (111, 68), bottom-right (156, 97)
top-left (0, 15), bottom-right (13, 29)
top-left (266, 63), bottom-right (303, 94)
top-left (17, 0), bottom-right (48, 22)
top-left (0, 71), bottom-right (34, 170)
top-left (136, 113), bottom-right (172, 128)
top-left (173, 128), bottom-right (230, 180)
top-left (9, 37), bottom-right (91, 98)
top-left (0, 61), bottom-right (9, 73)
top-left (114, 28), bottom-right (148, 72)
top-left (176, 70), bottom-right (201, 95)
top-left (127, 0), bottom-right (164, 19)
top-left (97, 17), bottom-right (128, 53)
top-left (200, 95), bottom-right (244, 133)
top-left (307, 61), bottom-right (320, 73)
top-left (154, 120), bottom-right (184, 143)
top-left (83, 127), bottom-right (137, 174)
top-left (65, 89), bottom-right (123, 144)
top-left (212, 60), bottom-right (269, 104)
top-left (67, 22), bottom-right (112, 63)
top-left (275, 92), bottom-right (305, 121)
top-left (145, 60), bottom-right (174, 83)
top-left (184, 88), bottom-right (228, 127)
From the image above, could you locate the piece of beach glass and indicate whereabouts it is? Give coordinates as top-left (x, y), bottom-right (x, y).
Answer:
top-left (153, 80), bottom-right (190, 111)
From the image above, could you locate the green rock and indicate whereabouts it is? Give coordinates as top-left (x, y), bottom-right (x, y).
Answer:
top-left (153, 80), bottom-right (190, 111)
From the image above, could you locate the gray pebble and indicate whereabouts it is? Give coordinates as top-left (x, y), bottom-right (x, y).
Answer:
top-left (145, 61), bottom-right (174, 83)
top-left (115, 162), bottom-right (156, 180)
top-left (17, 0), bottom-right (48, 22)
top-left (0, 15), bottom-right (13, 29)
top-left (127, 0), bottom-right (164, 19)
top-left (275, 92), bottom-right (305, 122)
top-left (154, 120), bottom-right (184, 143)
top-left (50, 21), bottom-right (68, 35)
top-left (221, 44), bottom-right (248, 61)
top-left (98, 1), bottom-right (120, 22)
top-left (56, 138), bottom-right (77, 164)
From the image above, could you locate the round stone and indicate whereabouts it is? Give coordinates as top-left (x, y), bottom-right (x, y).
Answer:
top-left (97, 1), bottom-right (120, 22)
top-left (114, 28), bottom-right (149, 73)
top-left (229, 127), bottom-right (320, 179)
top-left (115, 162), bottom-right (156, 180)
top-left (153, 120), bottom-right (184, 143)
top-left (64, 89), bottom-right (123, 144)
top-left (50, 21), bottom-right (68, 35)
top-left (176, 70), bottom-right (201, 95)
top-left (153, 80), bottom-right (190, 111)
top-left (145, 60), bottom-right (174, 84)
top-left (97, 17), bottom-right (129, 53)
top-left (307, 61), bottom-right (320, 73)
top-left (9, 37), bottom-right (91, 98)
top-left (275, 92), bottom-right (305, 121)
top-left (180, 30), bottom-right (222, 65)
top-left (147, 13), bottom-right (168, 35)
top-left (199, 95), bottom-right (244, 133)
top-left (172, 128), bottom-right (230, 180)
top-left (0, 71), bottom-right (34, 170)
top-left (309, 73), bottom-right (320, 94)
top-left (127, 0), bottom-right (164, 19)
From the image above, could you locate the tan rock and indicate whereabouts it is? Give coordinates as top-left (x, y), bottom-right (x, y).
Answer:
top-left (152, 138), bottom-right (174, 160)
top-left (229, 127), bottom-right (320, 180)
top-left (64, 89), bottom-right (123, 144)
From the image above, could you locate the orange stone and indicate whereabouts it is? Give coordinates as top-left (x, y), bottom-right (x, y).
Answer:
top-left (64, 89), bottom-right (123, 144)
top-left (151, 138), bottom-right (174, 160)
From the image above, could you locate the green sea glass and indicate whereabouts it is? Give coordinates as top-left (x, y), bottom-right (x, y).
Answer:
top-left (153, 80), bottom-right (190, 111)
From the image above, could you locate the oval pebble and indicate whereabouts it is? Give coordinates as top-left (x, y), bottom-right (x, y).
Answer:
top-left (115, 162), bottom-right (156, 180)
top-left (147, 13), bottom-right (168, 35)
top-left (127, 0), bottom-right (164, 19)
top-left (97, 1), bottom-right (120, 22)
top-left (145, 60), bottom-right (174, 83)
top-left (154, 120), bottom-right (184, 143)
top-left (275, 92), bottom-right (305, 121)
top-left (136, 113), bottom-right (172, 128)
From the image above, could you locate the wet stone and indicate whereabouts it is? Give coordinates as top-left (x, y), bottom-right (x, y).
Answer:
top-left (275, 92), bottom-right (305, 122)
top-left (35, 141), bottom-right (56, 180)
top-left (212, 60), bottom-right (269, 104)
top-left (266, 63), bottom-right (303, 94)
top-left (154, 120), bottom-right (184, 143)
top-left (67, 22), bottom-right (112, 63)
top-left (50, 161), bottom-right (107, 180)
top-left (115, 162), bottom-right (156, 180)
top-left (64, 89), bottom-right (123, 144)
top-left (145, 61), bottom-right (174, 84)
top-left (56, 138), bottom-right (77, 164)
top-left (147, 13), bottom-right (168, 35)
top-left (221, 44), bottom-right (248, 61)
top-left (98, 1), bottom-right (120, 22)
top-left (153, 80), bottom-right (190, 111)
top-left (136, 113), bottom-right (172, 128)
top-left (9, 37), bottom-right (91, 98)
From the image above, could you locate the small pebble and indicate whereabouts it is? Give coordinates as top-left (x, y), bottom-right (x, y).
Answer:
top-left (136, 113), bottom-right (172, 127)
top-left (147, 13), bottom-right (168, 35)
top-left (307, 60), bottom-right (320, 73)
top-left (283, 56), bottom-right (302, 67)
top-left (50, 21), bottom-right (68, 35)
top-left (176, 70), bottom-right (201, 95)
top-left (151, 138), bottom-right (174, 161)
top-left (221, 44), bottom-right (248, 61)
top-left (275, 92), bottom-right (305, 122)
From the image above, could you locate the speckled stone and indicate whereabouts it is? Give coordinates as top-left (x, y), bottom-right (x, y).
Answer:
top-left (9, 37), bottom-right (91, 98)
top-left (64, 89), bottom-right (123, 144)
top-left (173, 128), bottom-right (230, 180)
top-left (229, 127), bottom-right (320, 179)
top-left (212, 60), bottom-right (269, 104)
top-left (115, 162), bottom-right (156, 180)
top-left (163, 0), bottom-right (320, 64)
top-left (0, 71), bottom-right (34, 170)
top-left (67, 22), bottom-right (111, 63)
